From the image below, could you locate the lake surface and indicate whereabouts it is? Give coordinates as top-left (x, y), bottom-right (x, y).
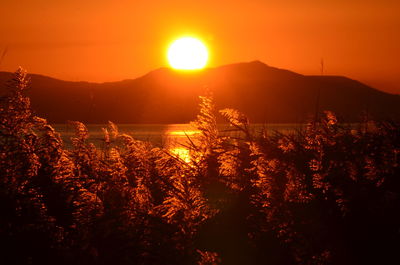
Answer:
top-left (53, 123), bottom-right (306, 148)
top-left (53, 123), bottom-right (305, 162)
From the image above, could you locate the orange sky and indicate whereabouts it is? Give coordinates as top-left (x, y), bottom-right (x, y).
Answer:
top-left (0, 0), bottom-right (399, 93)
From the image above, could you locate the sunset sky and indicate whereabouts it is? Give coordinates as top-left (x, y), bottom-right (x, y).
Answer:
top-left (0, 0), bottom-right (399, 93)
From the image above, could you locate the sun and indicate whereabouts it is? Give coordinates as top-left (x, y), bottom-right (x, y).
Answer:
top-left (167, 37), bottom-right (209, 70)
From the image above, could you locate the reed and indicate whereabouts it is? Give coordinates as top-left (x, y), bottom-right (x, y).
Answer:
top-left (1, 69), bottom-right (399, 265)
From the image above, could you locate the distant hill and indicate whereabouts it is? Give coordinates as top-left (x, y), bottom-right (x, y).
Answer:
top-left (1, 61), bottom-right (399, 123)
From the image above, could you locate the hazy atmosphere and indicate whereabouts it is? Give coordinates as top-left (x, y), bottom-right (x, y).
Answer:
top-left (0, 0), bottom-right (399, 93)
top-left (2, 1), bottom-right (400, 265)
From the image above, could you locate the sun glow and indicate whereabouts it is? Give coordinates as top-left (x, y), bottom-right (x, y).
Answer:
top-left (167, 37), bottom-right (209, 70)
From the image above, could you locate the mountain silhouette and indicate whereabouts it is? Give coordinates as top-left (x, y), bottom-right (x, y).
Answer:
top-left (1, 61), bottom-right (399, 123)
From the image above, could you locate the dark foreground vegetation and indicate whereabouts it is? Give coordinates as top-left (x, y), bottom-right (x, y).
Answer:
top-left (1, 68), bottom-right (400, 265)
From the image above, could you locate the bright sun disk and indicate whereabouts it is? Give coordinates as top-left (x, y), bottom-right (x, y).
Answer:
top-left (167, 37), bottom-right (208, 70)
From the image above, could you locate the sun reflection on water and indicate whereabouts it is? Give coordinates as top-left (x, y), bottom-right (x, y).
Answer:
top-left (170, 147), bottom-right (192, 163)
top-left (164, 124), bottom-right (200, 163)
top-left (167, 130), bottom-right (199, 136)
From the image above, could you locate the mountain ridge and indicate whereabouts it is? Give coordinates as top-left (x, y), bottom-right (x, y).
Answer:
top-left (1, 61), bottom-right (399, 123)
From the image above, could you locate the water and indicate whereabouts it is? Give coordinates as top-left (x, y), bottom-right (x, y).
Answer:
top-left (54, 124), bottom-right (197, 148)
top-left (53, 123), bottom-right (304, 147)
top-left (53, 123), bottom-right (305, 161)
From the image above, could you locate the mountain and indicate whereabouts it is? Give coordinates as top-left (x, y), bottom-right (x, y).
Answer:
top-left (1, 61), bottom-right (399, 123)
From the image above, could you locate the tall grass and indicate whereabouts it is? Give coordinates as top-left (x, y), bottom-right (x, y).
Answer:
top-left (1, 68), bottom-right (400, 265)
